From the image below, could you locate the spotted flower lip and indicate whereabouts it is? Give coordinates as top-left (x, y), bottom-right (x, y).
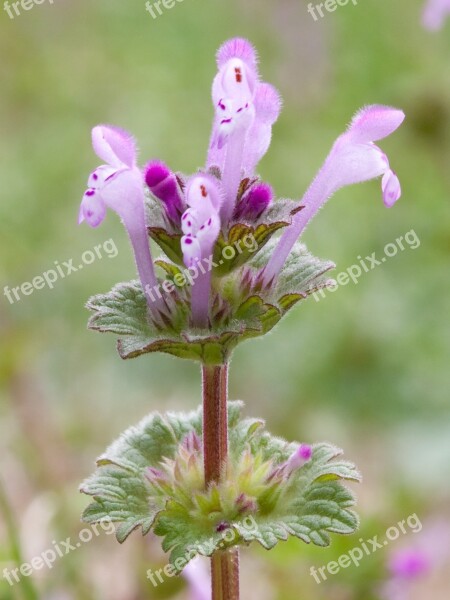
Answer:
top-left (80, 41), bottom-right (405, 333)
top-left (79, 125), bottom-right (162, 313)
top-left (180, 175), bottom-right (223, 327)
top-left (207, 38), bottom-right (282, 225)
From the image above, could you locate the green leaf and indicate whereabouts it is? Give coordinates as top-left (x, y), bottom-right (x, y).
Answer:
top-left (80, 406), bottom-right (204, 543)
top-left (231, 442), bottom-right (360, 551)
top-left (275, 241), bottom-right (336, 298)
top-left (153, 500), bottom-right (225, 569)
top-left (80, 402), bottom-right (361, 568)
top-left (234, 481), bottom-right (358, 549)
top-left (81, 465), bottom-right (160, 543)
top-left (87, 280), bottom-right (155, 338)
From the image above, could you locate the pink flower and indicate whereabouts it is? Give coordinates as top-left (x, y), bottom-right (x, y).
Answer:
top-left (269, 444), bottom-right (312, 480)
top-left (180, 175), bottom-right (223, 327)
top-left (207, 38), bottom-right (282, 225)
top-left (422, 0), bottom-right (450, 30)
top-left (145, 39), bottom-right (281, 327)
top-left (144, 160), bottom-right (184, 224)
top-left (79, 126), bottom-right (162, 313)
top-left (381, 518), bottom-right (450, 600)
top-left (182, 557), bottom-right (211, 600)
top-left (263, 105), bottom-right (405, 285)
top-left (80, 41), bottom-right (405, 329)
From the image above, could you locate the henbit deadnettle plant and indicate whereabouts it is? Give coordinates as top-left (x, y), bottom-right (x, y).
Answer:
top-left (78, 39), bottom-right (405, 600)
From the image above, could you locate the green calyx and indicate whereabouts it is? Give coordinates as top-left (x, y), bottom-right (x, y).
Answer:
top-left (80, 402), bottom-right (360, 572)
top-left (86, 237), bottom-right (335, 364)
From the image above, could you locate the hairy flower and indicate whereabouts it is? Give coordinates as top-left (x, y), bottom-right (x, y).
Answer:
top-left (144, 160), bottom-right (184, 224)
top-left (81, 39), bottom-right (405, 350)
top-left (263, 105), bottom-right (405, 285)
top-left (207, 40), bottom-right (281, 225)
top-left (79, 125), bottom-right (163, 312)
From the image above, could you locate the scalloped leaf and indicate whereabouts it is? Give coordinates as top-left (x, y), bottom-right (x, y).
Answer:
top-left (80, 403), bottom-right (360, 566)
top-left (86, 238), bottom-right (335, 363)
top-left (80, 403), bottom-right (244, 544)
top-left (234, 481), bottom-right (358, 550)
top-left (153, 441), bottom-right (360, 569)
top-left (86, 281), bottom-right (260, 364)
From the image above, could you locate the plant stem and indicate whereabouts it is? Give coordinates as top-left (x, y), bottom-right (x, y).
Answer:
top-left (202, 364), bottom-right (240, 600)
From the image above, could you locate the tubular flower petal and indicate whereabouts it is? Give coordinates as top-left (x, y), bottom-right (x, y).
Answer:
top-left (283, 444), bottom-right (312, 476)
top-left (207, 39), bottom-right (281, 226)
top-left (382, 170), bottom-right (402, 208)
top-left (233, 182), bottom-right (273, 221)
top-left (216, 37), bottom-right (258, 71)
top-left (263, 105), bottom-right (405, 285)
top-left (144, 160), bottom-right (184, 223)
top-left (243, 83), bottom-right (282, 174)
top-left (180, 176), bottom-right (223, 327)
top-left (79, 125), bottom-right (161, 312)
top-left (91, 125), bottom-right (136, 169)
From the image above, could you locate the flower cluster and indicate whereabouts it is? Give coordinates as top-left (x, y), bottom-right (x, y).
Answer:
top-left (79, 38), bottom-right (405, 360)
top-left (81, 401), bottom-right (360, 572)
top-left (145, 430), bottom-right (312, 529)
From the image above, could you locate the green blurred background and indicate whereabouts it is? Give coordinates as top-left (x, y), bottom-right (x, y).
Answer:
top-left (1, 0), bottom-right (449, 598)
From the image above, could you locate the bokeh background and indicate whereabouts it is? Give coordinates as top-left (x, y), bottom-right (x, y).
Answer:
top-left (1, 0), bottom-right (449, 598)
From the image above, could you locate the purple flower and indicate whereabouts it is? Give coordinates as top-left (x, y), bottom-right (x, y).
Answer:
top-left (389, 548), bottom-right (430, 578)
top-left (79, 125), bottom-right (162, 312)
top-left (80, 40), bottom-right (404, 332)
top-left (182, 557), bottom-right (211, 600)
top-left (285, 444), bottom-right (313, 474)
top-left (207, 38), bottom-right (282, 225)
top-left (263, 105), bottom-right (405, 285)
top-left (233, 182), bottom-right (273, 221)
top-left (269, 444), bottom-right (312, 480)
top-left (144, 160), bottom-right (184, 224)
top-left (422, 0), bottom-right (450, 30)
top-left (180, 175), bottom-right (223, 327)
top-left (381, 518), bottom-right (450, 600)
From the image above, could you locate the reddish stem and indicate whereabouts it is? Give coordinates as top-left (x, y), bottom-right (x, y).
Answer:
top-left (202, 364), bottom-right (240, 600)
